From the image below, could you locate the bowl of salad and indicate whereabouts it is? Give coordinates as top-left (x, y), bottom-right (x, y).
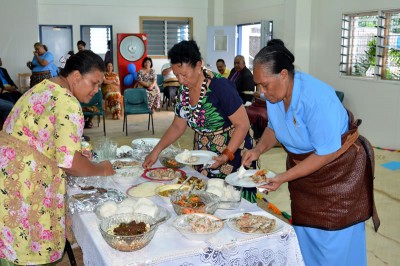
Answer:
top-left (172, 213), bottom-right (224, 241)
top-left (170, 190), bottom-right (220, 215)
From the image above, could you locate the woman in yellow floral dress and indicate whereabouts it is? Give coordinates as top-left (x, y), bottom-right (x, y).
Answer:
top-left (0, 50), bottom-right (115, 265)
top-left (101, 62), bottom-right (122, 119)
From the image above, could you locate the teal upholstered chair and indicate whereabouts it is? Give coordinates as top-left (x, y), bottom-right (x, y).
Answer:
top-left (335, 90), bottom-right (344, 102)
top-left (123, 88), bottom-right (154, 136)
top-left (80, 90), bottom-right (106, 135)
top-left (157, 74), bottom-right (169, 109)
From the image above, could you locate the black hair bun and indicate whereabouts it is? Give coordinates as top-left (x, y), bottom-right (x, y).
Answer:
top-left (267, 39), bottom-right (285, 47)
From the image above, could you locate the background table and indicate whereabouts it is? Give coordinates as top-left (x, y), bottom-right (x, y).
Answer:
top-left (69, 163), bottom-right (304, 266)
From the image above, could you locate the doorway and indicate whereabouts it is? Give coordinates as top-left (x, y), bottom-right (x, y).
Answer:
top-left (237, 20), bottom-right (273, 71)
top-left (206, 21), bottom-right (273, 73)
top-left (39, 25), bottom-right (73, 68)
top-left (80, 25), bottom-right (113, 64)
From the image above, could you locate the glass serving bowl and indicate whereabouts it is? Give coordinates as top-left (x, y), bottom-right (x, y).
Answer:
top-left (170, 190), bottom-right (220, 215)
top-left (159, 157), bottom-right (185, 169)
top-left (173, 213), bottom-right (224, 241)
top-left (99, 213), bottom-right (157, 252)
top-left (112, 166), bottom-right (143, 185)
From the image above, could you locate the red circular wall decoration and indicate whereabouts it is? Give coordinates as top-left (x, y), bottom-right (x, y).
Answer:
top-left (117, 33), bottom-right (147, 94)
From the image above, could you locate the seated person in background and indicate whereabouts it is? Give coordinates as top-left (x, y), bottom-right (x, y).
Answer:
top-left (137, 57), bottom-right (161, 112)
top-left (161, 62), bottom-right (180, 107)
top-left (0, 57), bottom-right (22, 103)
top-left (246, 87), bottom-right (268, 140)
top-left (77, 40), bottom-right (86, 52)
top-left (0, 98), bottom-right (14, 127)
top-left (216, 58), bottom-right (230, 78)
top-left (101, 61), bottom-right (122, 120)
top-left (228, 55), bottom-right (255, 104)
top-left (26, 42), bottom-right (58, 88)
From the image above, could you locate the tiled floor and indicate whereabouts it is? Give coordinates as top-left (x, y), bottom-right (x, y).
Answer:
top-left (57, 110), bottom-right (400, 265)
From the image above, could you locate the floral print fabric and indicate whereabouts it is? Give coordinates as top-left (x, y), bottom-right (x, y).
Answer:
top-left (137, 68), bottom-right (161, 111)
top-left (0, 80), bottom-right (83, 264)
top-left (101, 72), bottom-right (122, 117)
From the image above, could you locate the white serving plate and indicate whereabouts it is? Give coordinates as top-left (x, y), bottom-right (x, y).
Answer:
top-left (175, 150), bottom-right (218, 165)
top-left (225, 169), bottom-right (276, 188)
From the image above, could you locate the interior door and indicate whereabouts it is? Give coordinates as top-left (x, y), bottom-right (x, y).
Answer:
top-left (40, 25), bottom-right (73, 68)
top-left (206, 26), bottom-right (236, 73)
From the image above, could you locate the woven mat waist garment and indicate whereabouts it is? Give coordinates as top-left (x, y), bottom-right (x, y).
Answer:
top-left (285, 110), bottom-right (380, 231)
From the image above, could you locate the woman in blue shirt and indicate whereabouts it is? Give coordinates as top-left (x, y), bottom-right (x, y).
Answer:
top-left (27, 42), bottom-right (58, 88)
top-left (242, 39), bottom-right (379, 265)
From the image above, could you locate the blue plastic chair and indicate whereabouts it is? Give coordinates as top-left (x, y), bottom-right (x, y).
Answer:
top-left (335, 90), bottom-right (344, 102)
top-left (123, 88), bottom-right (154, 136)
top-left (80, 90), bottom-right (106, 136)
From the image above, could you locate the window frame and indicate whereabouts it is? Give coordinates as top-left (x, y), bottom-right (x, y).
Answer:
top-left (140, 16), bottom-right (193, 59)
top-left (340, 9), bottom-right (400, 82)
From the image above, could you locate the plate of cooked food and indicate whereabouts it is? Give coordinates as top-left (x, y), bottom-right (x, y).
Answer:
top-left (225, 169), bottom-right (276, 188)
top-left (175, 149), bottom-right (217, 165)
top-left (141, 167), bottom-right (186, 182)
top-left (226, 211), bottom-right (284, 235)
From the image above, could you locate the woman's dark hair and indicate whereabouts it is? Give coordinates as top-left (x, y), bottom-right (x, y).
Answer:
top-left (168, 40), bottom-right (202, 68)
top-left (59, 50), bottom-right (105, 77)
top-left (142, 57), bottom-right (153, 68)
top-left (253, 39), bottom-right (295, 77)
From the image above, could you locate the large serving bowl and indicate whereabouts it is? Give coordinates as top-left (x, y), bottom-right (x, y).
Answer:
top-left (99, 213), bottom-right (157, 251)
top-left (112, 166), bottom-right (142, 185)
top-left (154, 184), bottom-right (190, 203)
top-left (173, 213), bottom-right (224, 241)
top-left (170, 190), bottom-right (220, 215)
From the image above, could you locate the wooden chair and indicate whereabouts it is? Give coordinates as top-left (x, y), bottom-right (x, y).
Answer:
top-left (123, 88), bottom-right (154, 136)
top-left (18, 73), bottom-right (31, 93)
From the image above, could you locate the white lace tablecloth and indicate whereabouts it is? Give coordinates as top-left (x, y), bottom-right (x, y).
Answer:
top-left (69, 163), bottom-right (304, 266)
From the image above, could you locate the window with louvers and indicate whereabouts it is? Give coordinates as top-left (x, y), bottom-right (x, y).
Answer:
top-left (340, 9), bottom-right (400, 81)
top-left (141, 17), bottom-right (192, 57)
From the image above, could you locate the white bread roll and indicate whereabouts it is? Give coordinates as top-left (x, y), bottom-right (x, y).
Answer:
top-left (207, 178), bottom-right (224, 188)
top-left (99, 201), bottom-right (118, 218)
top-left (206, 185), bottom-right (224, 197)
top-left (133, 198), bottom-right (159, 218)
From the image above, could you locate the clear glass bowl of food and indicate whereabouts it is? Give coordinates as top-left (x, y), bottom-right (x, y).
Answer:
top-left (112, 166), bottom-right (142, 185)
top-left (170, 190), bottom-right (220, 215)
top-left (173, 213), bottom-right (224, 241)
top-left (159, 157), bottom-right (185, 169)
top-left (99, 213), bottom-right (157, 252)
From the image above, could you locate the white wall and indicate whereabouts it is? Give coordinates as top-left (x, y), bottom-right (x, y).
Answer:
top-left (223, 0), bottom-right (400, 149)
top-left (37, 0), bottom-right (209, 74)
top-left (0, 0), bottom-right (39, 83)
top-left (309, 0), bottom-right (400, 149)
top-left (2, 0), bottom-right (399, 149)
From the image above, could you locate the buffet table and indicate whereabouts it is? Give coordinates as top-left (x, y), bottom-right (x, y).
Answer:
top-left (68, 161), bottom-right (304, 266)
